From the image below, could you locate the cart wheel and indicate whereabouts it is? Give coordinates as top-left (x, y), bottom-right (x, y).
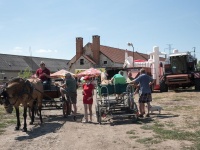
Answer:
top-left (127, 94), bottom-right (134, 109)
top-left (133, 102), bottom-right (138, 112)
top-left (62, 101), bottom-right (68, 118)
top-left (95, 105), bottom-right (101, 124)
top-left (132, 115), bottom-right (138, 123)
top-left (67, 101), bottom-right (72, 115)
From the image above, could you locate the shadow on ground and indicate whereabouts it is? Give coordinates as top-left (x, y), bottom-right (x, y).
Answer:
top-left (15, 113), bottom-right (84, 141)
top-left (103, 113), bottom-right (179, 126)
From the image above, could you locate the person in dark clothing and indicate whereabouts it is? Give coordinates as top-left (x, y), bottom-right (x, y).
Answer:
top-left (59, 73), bottom-right (78, 120)
top-left (129, 68), bottom-right (154, 118)
top-left (36, 61), bottom-right (51, 90)
top-left (36, 61), bottom-right (51, 82)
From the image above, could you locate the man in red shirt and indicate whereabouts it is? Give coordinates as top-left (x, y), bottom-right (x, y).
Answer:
top-left (36, 61), bottom-right (51, 82)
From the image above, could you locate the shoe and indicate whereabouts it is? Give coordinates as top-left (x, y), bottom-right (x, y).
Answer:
top-left (88, 120), bottom-right (92, 123)
top-left (146, 114), bottom-right (150, 117)
top-left (82, 120), bottom-right (88, 123)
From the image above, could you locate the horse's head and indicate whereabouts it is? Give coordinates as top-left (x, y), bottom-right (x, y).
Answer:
top-left (0, 88), bottom-right (13, 114)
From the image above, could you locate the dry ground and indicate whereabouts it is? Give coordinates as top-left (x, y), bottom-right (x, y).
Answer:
top-left (0, 88), bottom-right (200, 150)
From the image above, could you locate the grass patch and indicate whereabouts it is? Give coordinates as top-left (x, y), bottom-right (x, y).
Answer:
top-left (165, 121), bottom-right (175, 127)
top-left (165, 105), bottom-right (194, 111)
top-left (192, 142), bottom-right (200, 150)
top-left (0, 129), bottom-right (5, 135)
top-left (140, 120), bottom-right (200, 148)
top-left (126, 130), bottom-right (135, 135)
top-left (136, 137), bottom-right (162, 145)
top-left (129, 136), bottom-right (139, 139)
top-left (5, 119), bottom-right (16, 124)
top-left (152, 96), bottom-right (163, 101)
top-left (141, 121), bottom-right (164, 130)
top-left (126, 130), bottom-right (137, 139)
top-left (153, 127), bottom-right (198, 141)
top-left (0, 122), bottom-right (7, 128)
top-left (0, 105), bottom-right (24, 135)
top-left (185, 119), bottom-right (200, 129)
top-left (172, 97), bottom-right (185, 101)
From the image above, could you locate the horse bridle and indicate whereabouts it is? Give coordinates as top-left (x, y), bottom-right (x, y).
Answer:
top-left (1, 79), bottom-right (33, 106)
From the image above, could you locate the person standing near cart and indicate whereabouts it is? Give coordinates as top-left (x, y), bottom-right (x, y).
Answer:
top-left (59, 73), bottom-right (78, 121)
top-left (129, 68), bottom-right (154, 118)
top-left (82, 76), bottom-right (95, 123)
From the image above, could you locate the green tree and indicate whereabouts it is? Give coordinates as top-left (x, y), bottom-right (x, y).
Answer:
top-left (196, 60), bottom-right (200, 71)
top-left (197, 60), bottom-right (200, 67)
top-left (18, 67), bottom-right (32, 79)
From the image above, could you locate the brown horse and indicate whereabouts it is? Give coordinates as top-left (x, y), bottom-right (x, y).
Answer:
top-left (0, 77), bottom-right (43, 132)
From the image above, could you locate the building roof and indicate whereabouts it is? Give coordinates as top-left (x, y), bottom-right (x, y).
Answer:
top-left (100, 45), bottom-right (149, 63)
top-left (83, 55), bottom-right (96, 64)
top-left (67, 43), bottom-right (150, 66)
top-left (0, 54), bottom-right (69, 72)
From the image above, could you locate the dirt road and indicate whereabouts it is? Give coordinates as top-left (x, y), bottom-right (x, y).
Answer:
top-left (0, 89), bottom-right (200, 150)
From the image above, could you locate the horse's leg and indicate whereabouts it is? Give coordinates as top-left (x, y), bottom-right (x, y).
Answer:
top-left (22, 106), bottom-right (27, 132)
top-left (15, 107), bottom-right (21, 130)
top-left (29, 103), bottom-right (35, 125)
top-left (38, 104), bottom-right (43, 124)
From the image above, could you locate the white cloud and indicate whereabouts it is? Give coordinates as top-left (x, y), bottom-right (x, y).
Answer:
top-left (36, 49), bottom-right (58, 53)
top-left (12, 47), bottom-right (23, 53)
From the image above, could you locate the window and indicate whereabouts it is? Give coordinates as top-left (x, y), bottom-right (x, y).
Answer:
top-left (80, 59), bottom-right (84, 65)
top-left (103, 61), bottom-right (107, 65)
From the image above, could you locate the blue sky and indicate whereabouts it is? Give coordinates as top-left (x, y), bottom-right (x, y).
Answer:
top-left (0, 0), bottom-right (199, 61)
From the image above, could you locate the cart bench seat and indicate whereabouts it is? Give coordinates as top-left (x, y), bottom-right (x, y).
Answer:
top-left (97, 83), bottom-right (128, 96)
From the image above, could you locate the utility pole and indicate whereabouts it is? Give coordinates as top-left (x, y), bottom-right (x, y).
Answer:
top-left (193, 47), bottom-right (196, 58)
top-left (29, 46), bottom-right (33, 73)
top-left (166, 44), bottom-right (173, 55)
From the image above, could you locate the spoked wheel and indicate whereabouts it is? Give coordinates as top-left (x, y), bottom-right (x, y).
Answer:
top-left (95, 105), bottom-right (101, 124)
top-left (62, 101), bottom-right (68, 118)
top-left (132, 115), bottom-right (139, 123)
top-left (128, 94), bottom-right (134, 109)
top-left (133, 102), bottom-right (138, 112)
top-left (67, 101), bottom-right (72, 115)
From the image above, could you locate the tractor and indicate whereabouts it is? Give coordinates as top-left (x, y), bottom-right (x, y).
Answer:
top-left (159, 50), bottom-right (200, 92)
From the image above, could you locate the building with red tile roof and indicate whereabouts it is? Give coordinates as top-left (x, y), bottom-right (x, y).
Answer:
top-left (68, 35), bottom-right (154, 73)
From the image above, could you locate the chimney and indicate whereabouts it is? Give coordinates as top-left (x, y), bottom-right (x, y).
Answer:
top-left (76, 37), bottom-right (83, 60)
top-left (92, 35), bottom-right (100, 65)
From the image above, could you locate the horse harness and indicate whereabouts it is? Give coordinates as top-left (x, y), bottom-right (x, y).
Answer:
top-left (1, 78), bottom-right (34, 106)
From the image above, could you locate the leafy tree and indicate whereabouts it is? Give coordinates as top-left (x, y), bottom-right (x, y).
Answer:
top-left (18, 67), bottom-right (32, 79)
top-left (197, 60), bottom-right (200, 67)
top-left (196, 60), bottom-right (200, 71)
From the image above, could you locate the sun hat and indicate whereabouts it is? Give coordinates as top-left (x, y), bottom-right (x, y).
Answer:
top-left (84, 76), bottom-right (90, 80)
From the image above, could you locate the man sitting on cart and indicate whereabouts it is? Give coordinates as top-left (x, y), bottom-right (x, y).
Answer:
top-left (110, 70), bottom-right (127, 100)
top-left (36, 61), bottom-right (51, 90)
top-left (59, 73), bottom-right (78, 121)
